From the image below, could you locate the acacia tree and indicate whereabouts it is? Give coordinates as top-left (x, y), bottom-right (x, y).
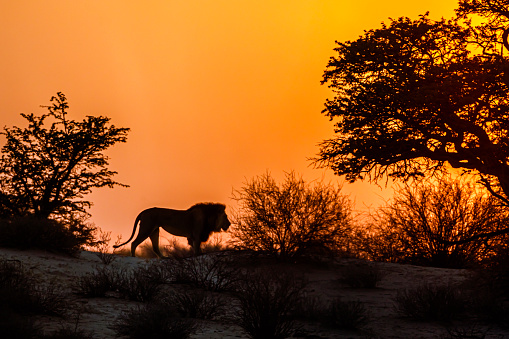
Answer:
top-left (0, 93), bottom-right (129, 222)
top-left (315, 0), bottom-right (509, 209)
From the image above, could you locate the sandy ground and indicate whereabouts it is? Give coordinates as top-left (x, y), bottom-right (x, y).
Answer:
top-left (0, 247), bottom-right (508, 339)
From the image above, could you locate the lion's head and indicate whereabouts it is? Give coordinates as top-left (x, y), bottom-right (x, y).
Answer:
top-left (191, 203), bottom-right (231, 242)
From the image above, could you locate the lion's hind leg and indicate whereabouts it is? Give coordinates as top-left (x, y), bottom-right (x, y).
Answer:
top-left (149, 228), bottom-right (165, 258)
top-left (130, 222), bottom-right (156, 257)
top-left (187, 237), bottom-right (202, 256)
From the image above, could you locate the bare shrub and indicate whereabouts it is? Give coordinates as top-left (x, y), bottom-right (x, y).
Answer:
top-left (116, 266), bottom-right (162, 302)
top-left (292, 295), bottom-right (326, 321)
top-left (0, 260), bottom-right (67, 316)
top-left (113, 303), bottom-right (196, 339)
top-left (0, 309), bottom-right (42, 339)
top-left (441, 325), bottom-right (488, 339)
top-left (395, 283), bottom-right (465, 321)
top-left (326, 298), bottom-right (369, 330)
top-left (339, 262), bottom-right (386, 288)
top-left (462, 268), bottom-right (509, 326)
top-left (74, 266), bottom-right (119, 298)
top-left (359, 176), bottom-right (509, 268)
top-left (168, 254), bottom-right (241, 291)
top-left (231, 171), bottom-right (353, 260)
top-left (234, 270), bottom-right (306, 339)
top-left (94, 230), bottom-right (121, 265)
top-left (164, 289), bottom-right (226, 319)
top-left (0, 216), bottom-right (99, 256)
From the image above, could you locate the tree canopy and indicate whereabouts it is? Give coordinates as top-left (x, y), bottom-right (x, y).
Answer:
top-left (315, 0), bottom-right (509, 205)
top-left (0, 93), bottom-right (130, 221)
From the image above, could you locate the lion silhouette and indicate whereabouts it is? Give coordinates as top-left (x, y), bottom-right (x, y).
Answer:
top-left (114, 203), bottom-right (230, 257)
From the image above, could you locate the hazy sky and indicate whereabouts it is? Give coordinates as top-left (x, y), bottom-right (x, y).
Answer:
top-left (1, 0), bottom-right (458, 241)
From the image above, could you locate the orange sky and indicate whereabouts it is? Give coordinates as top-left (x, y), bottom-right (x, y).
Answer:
top-left (1, 0), bottom-right (458, 242)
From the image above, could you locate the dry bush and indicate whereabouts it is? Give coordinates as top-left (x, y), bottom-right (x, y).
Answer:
top-left (231, 171), bottom-right (353, 260)
top-left (166, 254), bottom-right (241, 291)
top-left (75, 264), bottom-right (165, 302)
top-left (395, 283), bottom-right (465, 322)
top-left (326, 298), bottom-right (369, 330)
top-left (113, 303), bottom-right (196, 339)
top-left (116, 266), bottom-right (162, 302)
top-left (0, 260), bottom-right (67, 316)
top-left (94, 229), bottom-right (121, 265)
top-left (234, 270), bottom-right (306, 339)
top-left (74, 266), bottom-right (120, 298)
top-left (0, 259), bottom-right (68, 339)
top-left (163, 289), bottom-right (226, 320)
top-left (339, 262), bottom-right (386, 288)
top-left (358, 176), bottom-right (509, 268)
top-left (0, 215), bottom-right (98, 256)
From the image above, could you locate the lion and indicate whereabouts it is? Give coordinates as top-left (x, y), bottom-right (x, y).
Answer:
top-left (113, 203), bottom-right (230, 257)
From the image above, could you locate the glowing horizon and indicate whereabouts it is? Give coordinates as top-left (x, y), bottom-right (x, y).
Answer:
top-left (1, 0), bottom-right (458, 240)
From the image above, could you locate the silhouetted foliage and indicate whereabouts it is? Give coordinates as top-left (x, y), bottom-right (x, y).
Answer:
top-left (0, 92), bottom-right (129, 222)
top-left (315, 1), bottom-right (509, 213)
top-left (0, 215), bottom-right (98, 255)
top-left (164, 289), bottom-right (226, 320)
top-left (166, 254), bottom-right (241, 291)
top-left (231, 171), bottom-right (353, 259)
top-left (339, 261), bottom-right (386, 288)
top-left (0, 259), bottom-right (68, 338)
top-left (359, 176), bottom-right (509, 268)
top-left (113, 303), bottom-right (196, 339)
top-left (326, 298), bottom-right (369, 330)
top-left (234, 270), bottom-right (306, 339)
top-left (395, 283), bottom-right (465, 322)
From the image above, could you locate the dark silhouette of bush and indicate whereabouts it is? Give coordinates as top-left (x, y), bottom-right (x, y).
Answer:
top-left (163, 289), bottom-right (226, 320)
top-left (74, 266), bottom-right (120, 298)
top-left (166, 254), bottom-right (241, 291)
top-left (326, 298), bottom-right (369, 330)
top-left (358, 176), bottom-right (509, 268)
top-left (231, 171), bottom-right (353, 260)
top-left (339, 262), bottom-right (386, 288)
top-left (113, 303), bottom-right (196, 339)
top-left (395, 283), bottom-right (465, 322)
top-left (0, 260), bottom-right (67, 316)
top-left (0, 259), bottom-right (68, 338)
top-left (75, 264), bottom-right (164, 302)
top-left (233, 270), bottom-right (306, 339)
top-left (0, 215), bottom-right (99, 255)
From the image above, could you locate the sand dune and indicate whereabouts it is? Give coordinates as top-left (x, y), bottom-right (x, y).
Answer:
top-left (0, 247), bottom-right (507, 338)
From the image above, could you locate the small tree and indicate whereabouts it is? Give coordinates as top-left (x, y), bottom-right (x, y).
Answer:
top-left (360, 176), bottom-right (509, 268)
top-left (0, 92), bottom-right (129, 222)
top-left (231, 172), bottom-right (352, 259)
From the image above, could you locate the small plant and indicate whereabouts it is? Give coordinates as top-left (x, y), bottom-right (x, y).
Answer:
top-left (116, 266), bottom-right (161, 302)
top-left (0, 216), bottom-right (98, 256)
top-left (112, 303), bottom-right (196, 339)
top-left (164, 289), bottom-right (225, 320)
top-left (74, 266), bottom-right (119, 298)
top-left (94, 230), bottom-right (120, 265)
top-left (0, 309), bottom-right (42, 339)
top-left (326, 298), bottom-right (369, 330)
top-left (292, 295), bottom-right (326, 321)
top-left (234, 270), bottom-right (306, 339)
top-left (0, 260), bottom-right (67, 316)
top-left (395, 283), bottom-right (465, 321)
top-left (168, 254), bottom-right (240, 291)
top-left (441, 325), bottom-right (488, 339)
top-left (339, 262), bottom-right (385, 288)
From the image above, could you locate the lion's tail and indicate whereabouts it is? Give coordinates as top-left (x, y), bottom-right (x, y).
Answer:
top-left (113, 213), bottom-right (142, 248)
